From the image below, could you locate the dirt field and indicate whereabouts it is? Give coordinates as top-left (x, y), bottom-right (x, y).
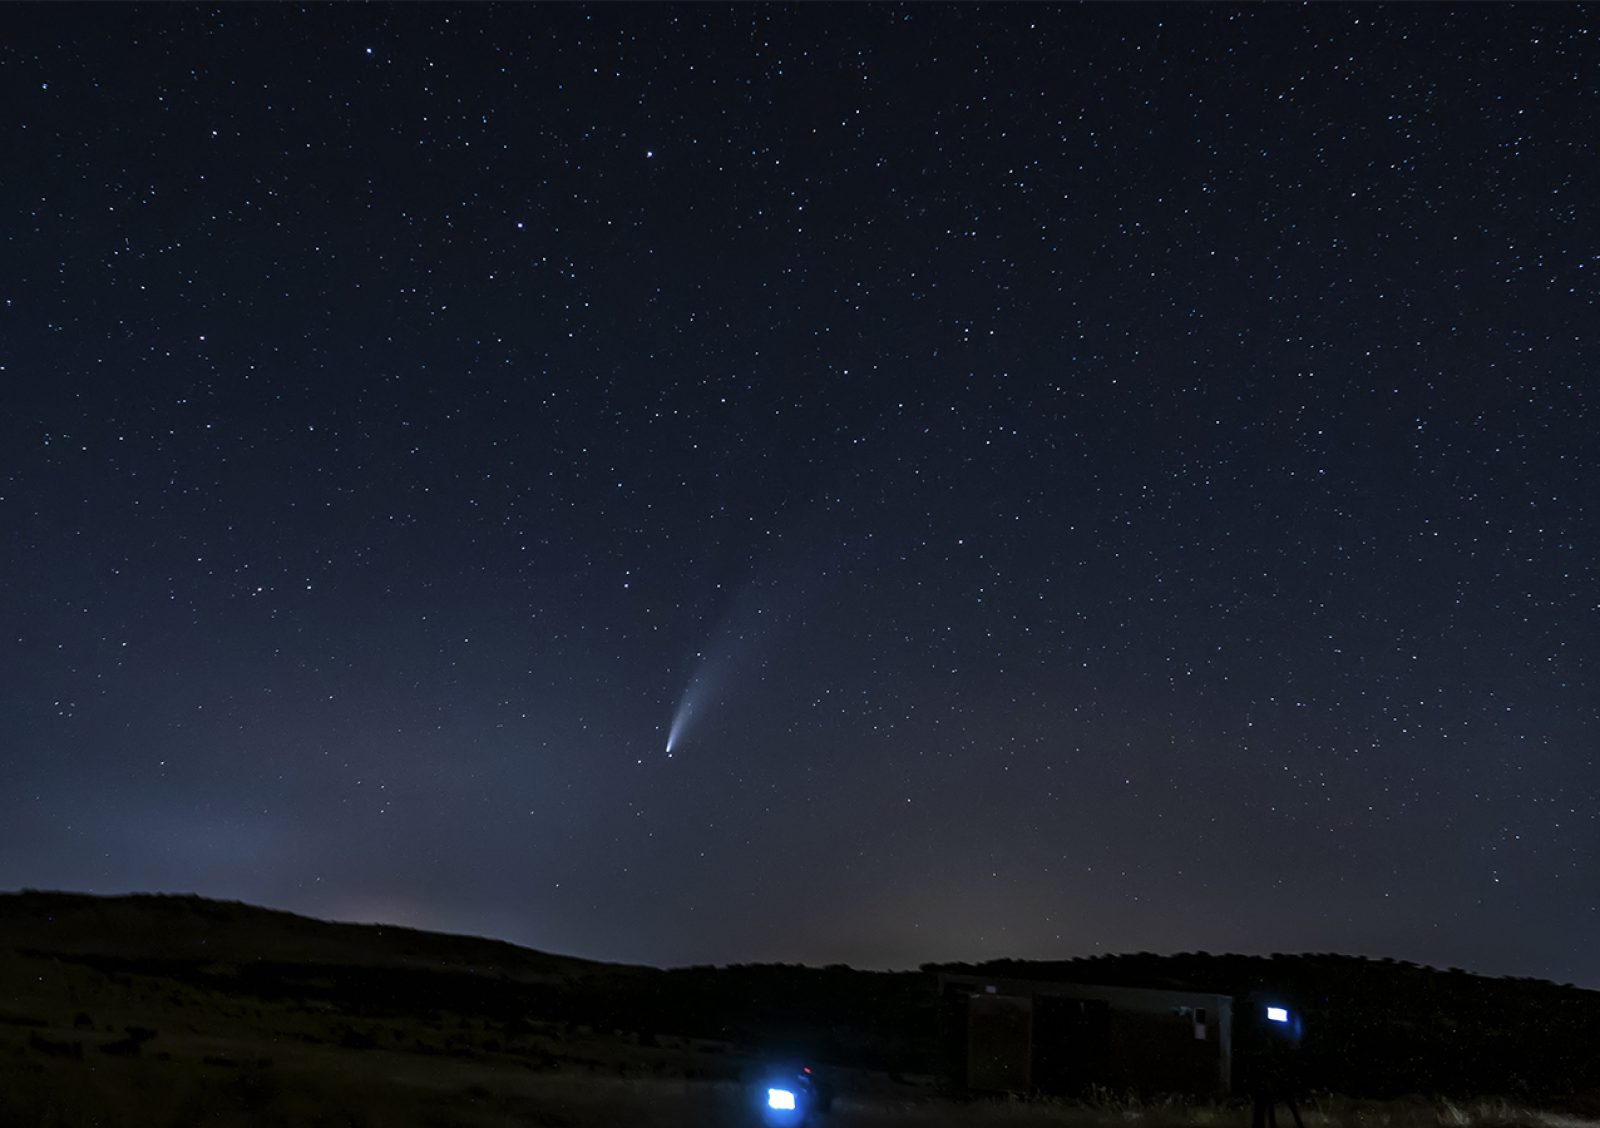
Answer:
top-left (5, 1027), bottom-right (1594, 1128)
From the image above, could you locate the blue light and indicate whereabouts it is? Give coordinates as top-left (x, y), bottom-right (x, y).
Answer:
top-left (767, 1088), bottom-right (797, 1111)
top-left (1267, 1006), bottom-right (1289, 1023)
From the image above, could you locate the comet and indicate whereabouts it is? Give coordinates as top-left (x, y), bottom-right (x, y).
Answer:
top-left (664, 705), bottom-right (686, 756)
top-left (663, 574), bottom-right (780, 759)
top-left (663, 677), bottom-right (708, 757)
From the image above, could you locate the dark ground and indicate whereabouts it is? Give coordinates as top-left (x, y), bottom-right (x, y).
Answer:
top-left (3, 893), bottom-right (1597, 1126)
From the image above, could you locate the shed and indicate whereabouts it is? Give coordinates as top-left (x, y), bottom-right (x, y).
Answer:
top-left (938, 972), bottom-right (1233, 1096)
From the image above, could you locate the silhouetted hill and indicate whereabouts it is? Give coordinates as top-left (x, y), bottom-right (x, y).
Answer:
top-left (0, 890), bottom-right (609, 981)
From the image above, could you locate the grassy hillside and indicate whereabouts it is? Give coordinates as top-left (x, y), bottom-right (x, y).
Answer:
top-left (0, 892), bottom-right (762, 1126)
top-left (0, 891), bottom-right (935, 1072)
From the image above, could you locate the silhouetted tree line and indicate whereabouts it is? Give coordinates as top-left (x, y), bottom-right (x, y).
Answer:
top-left (937, 952), bottom-right (1600, 1101)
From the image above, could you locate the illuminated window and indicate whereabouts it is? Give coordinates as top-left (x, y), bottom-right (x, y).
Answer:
top-left (1266, 1006), bottom-right (1289, 1023)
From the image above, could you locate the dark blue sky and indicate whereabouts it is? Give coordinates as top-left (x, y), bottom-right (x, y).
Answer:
top-left (2, 4), bottom-right (1595, 984)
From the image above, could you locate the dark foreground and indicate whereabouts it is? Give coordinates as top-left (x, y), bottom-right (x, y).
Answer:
top-left (5, 1049), bottom-right (1596, 1128)
top-left (3, 894), bottom-right (1597, 1126)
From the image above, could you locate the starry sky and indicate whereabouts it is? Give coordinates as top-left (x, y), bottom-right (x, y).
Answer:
top-left (2, 5), bottom-right (1596, 984)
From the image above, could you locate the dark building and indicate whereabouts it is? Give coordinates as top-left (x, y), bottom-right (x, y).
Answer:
top-left (938, 973), bottom-right (1234, 1096)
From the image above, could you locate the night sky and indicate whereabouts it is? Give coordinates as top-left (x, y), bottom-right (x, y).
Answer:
top-left (3, 5), bottom-right (1596, 985)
